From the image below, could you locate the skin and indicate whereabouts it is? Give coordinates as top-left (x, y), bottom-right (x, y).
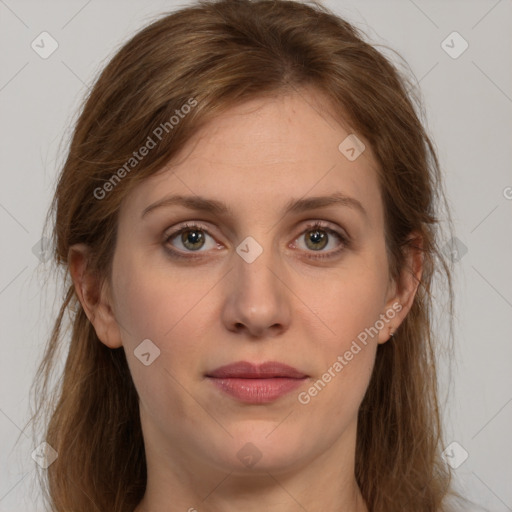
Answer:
top-left (70, 88), bottom-right (422, 512)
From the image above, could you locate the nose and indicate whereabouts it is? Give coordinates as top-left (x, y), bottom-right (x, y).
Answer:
top-left (221, 239), bottom-right (292, 339)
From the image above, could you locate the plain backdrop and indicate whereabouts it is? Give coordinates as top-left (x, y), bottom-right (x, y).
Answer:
top-left (1, 1), bottom-right (511, 510)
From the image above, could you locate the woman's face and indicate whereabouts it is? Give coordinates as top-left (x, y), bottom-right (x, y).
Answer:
top-left (102, 90), bottom-right (406, 478)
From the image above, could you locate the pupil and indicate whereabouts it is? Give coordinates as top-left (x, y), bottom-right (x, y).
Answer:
top-left (311, 231), bottom-right (322, 243)
top-left (182, 229), bottom-right (204, 249)
top-left (307, 229), bottom-right (327, 250)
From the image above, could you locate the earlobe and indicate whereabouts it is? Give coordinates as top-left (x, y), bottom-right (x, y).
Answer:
top-left (378, 233), bottom-right (424, 345)
top-left (68, 244), bottom-right (123, 349)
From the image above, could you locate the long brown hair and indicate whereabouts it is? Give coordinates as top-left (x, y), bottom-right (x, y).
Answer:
top-left (32, 0), bottom-right (457, 510)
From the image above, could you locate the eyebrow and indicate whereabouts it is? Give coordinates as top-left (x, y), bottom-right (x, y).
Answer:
top-left (141, 192), bottom-right (367, 219)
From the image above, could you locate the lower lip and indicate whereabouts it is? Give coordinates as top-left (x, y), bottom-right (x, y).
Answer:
top-left (207, 377), bottom-right (307, 404)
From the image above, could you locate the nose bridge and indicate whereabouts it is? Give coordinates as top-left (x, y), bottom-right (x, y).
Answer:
top-left (222, 231), bottom-right (291, 336)
top-left (234, 232), bottom-right (282, 302)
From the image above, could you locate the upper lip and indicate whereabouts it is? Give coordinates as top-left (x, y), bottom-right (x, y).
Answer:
top-left (206, 361), bottom-right (308, 379)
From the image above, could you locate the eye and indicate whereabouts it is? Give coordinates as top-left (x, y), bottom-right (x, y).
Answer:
top-left (164, 223), bottom-right (219, 257)
top-left (292, 221), bottom-right (348, 259)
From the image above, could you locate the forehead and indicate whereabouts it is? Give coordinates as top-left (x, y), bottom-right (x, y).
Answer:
top-left (121, 89), bottom-right (383, 223)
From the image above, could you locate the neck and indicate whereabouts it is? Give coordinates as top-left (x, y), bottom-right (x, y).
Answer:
top-left (134, 420), bottom-right (368, 512)
top-left (136, 475), bottom-right (367, 512)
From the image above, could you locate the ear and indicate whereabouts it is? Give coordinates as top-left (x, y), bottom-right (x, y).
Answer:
top-left (377, 232), bottom-right (424, 344)
top-left (68, 244), bottom-right (123, 349)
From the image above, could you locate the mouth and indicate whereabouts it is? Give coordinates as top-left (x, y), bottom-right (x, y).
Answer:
top-left (205, 361), bottom-right (309, 404)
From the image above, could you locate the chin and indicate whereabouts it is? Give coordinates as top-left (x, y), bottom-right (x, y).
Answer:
top-left (216, 422), bottom-right (312, 474)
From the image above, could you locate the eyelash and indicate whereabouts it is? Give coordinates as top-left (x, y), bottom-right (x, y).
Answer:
top-left (163, 221), bottom-right (350, 261)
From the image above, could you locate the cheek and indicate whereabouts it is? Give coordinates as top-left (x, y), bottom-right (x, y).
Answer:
top-left (111, 247), bottom-right (201, 344)
top-left (113, 271), bottom-right (169, 344)
top-left (296, 255), bottom-right (389, 404)
top-left (305, 257), bottom-right (389, 348)
top-left (110, 255), bottom-right (208, 426)
top-left (296, 304), bottom-right (379, 443)
top-left (110, 249), bottom-right (216, 391)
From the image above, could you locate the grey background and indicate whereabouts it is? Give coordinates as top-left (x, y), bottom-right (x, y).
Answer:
top-left (1, 0), bottom-right (511, 510)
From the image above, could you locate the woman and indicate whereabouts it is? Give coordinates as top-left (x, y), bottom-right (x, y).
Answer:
top-left (33, 0), bottom-right (462, 510)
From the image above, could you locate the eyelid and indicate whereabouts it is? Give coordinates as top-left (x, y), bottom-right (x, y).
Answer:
top-left (163, 221), bottom-right (212, 240)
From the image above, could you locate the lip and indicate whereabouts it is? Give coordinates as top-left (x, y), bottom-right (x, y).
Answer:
top-left (205, 361), bottom-right (308, 404)
top-left (206, 361), bottom-right (307, 379)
